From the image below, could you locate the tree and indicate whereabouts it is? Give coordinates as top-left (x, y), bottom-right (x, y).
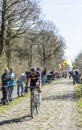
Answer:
top-left (34, 21), bottom-right (66, 69)
top-left (0, 0), bottom-right (7, 56)
top-left (75, 51), bottom-right (82, 72)
top-left (0, 0), bottom-right (40, 67)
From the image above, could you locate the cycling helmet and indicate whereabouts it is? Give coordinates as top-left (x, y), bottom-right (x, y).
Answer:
top-left (30, 67), bottom-right (36, 73)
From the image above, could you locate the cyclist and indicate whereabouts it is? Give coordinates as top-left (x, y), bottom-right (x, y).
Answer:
top-left (26, 67), bottom-right (41, 93)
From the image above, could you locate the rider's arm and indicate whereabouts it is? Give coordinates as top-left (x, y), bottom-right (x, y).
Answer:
top-left (36, 72), bottom-right (42, 91)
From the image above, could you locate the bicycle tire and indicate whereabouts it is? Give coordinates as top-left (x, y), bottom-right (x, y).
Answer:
top-left (30, 88), bottom-right (41, 118)
top-left (30, 98), bottom-right (35, 118)
top-left (35, 94), bottom-right (41, 114)
top-left (36, 106), bottom-right (38, 114)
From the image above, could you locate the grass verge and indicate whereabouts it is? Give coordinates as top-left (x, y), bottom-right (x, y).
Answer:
top-left (0, 92), bottom-right (30, 113)
top-left (75, 84), bottom-right (82, 128)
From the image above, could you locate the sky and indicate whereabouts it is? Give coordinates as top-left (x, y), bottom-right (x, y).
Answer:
top-left (40, 0), bottom-right (82, 64)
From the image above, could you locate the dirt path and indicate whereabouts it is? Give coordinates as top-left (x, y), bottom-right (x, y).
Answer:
top-left (0, 78), bottom-right (80, 130)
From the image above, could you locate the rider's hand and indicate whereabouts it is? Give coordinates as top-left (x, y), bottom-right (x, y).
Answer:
top-left (38, 89), bottom-right (41, 93)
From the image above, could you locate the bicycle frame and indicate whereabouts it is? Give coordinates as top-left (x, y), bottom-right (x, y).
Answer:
top-left (30, 88), bottom-right (40, 118)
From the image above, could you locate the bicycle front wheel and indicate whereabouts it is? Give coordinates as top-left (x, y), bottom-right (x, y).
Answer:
top-left (30, 98), bottom-right (35, 118)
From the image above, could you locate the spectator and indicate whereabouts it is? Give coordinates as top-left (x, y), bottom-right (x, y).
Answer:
top-left (7, 68), bottom-right (15, 101)
top-left (47, 71), bottom-right (52, 83)
top-left (41, 68), bottom-right (47, 85)
top-left (72, 67), bottom-right (77, 84)
top-left (1, 68), bottom-right (9, 105)
top-left (76, 67), bottom-right (80, 84)
top-left (69, 68), bottom-right (73, 79)
top-left (17, 72), bottom-right (26, 97)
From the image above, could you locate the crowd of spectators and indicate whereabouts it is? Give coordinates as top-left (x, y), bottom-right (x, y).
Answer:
top-left (69, 67), bottom-right (81, 84)
top-left (0, 66), bottom-right (81, 105)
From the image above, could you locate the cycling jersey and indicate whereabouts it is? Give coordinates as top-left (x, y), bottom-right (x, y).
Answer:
top-left (26, 71), bottom-right (41, 89)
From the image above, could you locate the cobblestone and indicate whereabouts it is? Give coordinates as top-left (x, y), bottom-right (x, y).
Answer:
top-left (0, 78), bottom-right (80, 130)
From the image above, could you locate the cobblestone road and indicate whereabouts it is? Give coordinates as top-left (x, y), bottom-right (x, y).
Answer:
top-left (0, 78), bottom-right (80, 130)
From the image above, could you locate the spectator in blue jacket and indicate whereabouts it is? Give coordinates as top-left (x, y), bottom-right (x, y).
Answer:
top-left (8, 68), bottom-right (15, 101)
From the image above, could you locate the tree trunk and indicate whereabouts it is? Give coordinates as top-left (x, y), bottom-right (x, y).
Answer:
top-left (0, 0), bottom-right (7, 57)
top-left (28, 43), bottom-right (33, 68)
top-left (42, 44), bottom-right (46, 68)
top-left (6, 46), bottom-right (11, 68)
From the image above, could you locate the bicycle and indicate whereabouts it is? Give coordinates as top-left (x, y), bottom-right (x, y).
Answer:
top-left (30, 87), bottom-right (41, 119)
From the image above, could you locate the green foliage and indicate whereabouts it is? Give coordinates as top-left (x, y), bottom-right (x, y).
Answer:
top-left (75, 84), bottom-right (82, 98)
top-left (75, 84), bottom-right (82, 127)
top-left (77, 98), bottom-right (82, 108)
